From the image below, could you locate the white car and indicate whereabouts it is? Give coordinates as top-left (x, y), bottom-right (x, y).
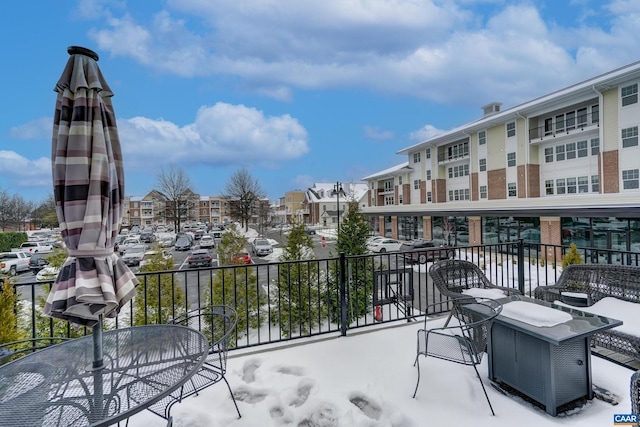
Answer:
top-left (36, 266), bottom-right (60, 281)
top-left (140, 250), bottom-right (173, 269)
top-left (251, 238), bottom-right (273, 256)
top-left (122, 244), bottom-right (147, 266)
top-left (367, 238), bottom-right (403, 253)
top-left (199, 235), bottom-right (215, 249)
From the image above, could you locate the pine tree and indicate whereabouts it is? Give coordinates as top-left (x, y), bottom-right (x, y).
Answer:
top-left (274, 219), bottom-right (324, 337)
top-left (327, 204), bottom-right (375, 324)
top-left (0, 277), bottom-right (24, 344)
top-left (562, 243), bottom-right (584, 268)
top-left (205, 224), bottom-right (265, 345)
top-left (134, 245), bottom-right (186, 325)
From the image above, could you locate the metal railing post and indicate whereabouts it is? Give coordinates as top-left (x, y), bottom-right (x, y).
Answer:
top-left (517, 239), bottom-right (525, 295)
top-left (339, 252), bottom-right (347, 336)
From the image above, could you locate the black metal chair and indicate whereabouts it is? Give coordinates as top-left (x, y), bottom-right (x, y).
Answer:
top-left (160, 305), bottom-right (241, 420)
top-left (429, 259), bottom-right (520, 325)
top-left (632, 370), bottom-right (640, 415)
top-left (413, 299), bottom-right (503, 415)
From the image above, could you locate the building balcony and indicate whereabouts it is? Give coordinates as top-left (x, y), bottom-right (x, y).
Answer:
top-left (529, 114), bottom-right (599, 144)
top-left (437, 151), bottom-right (470, 164)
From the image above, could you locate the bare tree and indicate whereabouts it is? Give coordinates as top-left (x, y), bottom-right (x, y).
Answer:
top-left (0, 188), bottom-right (12, 231)
top-left (225, 168), bottom-right (265, 231)
top-left (154, 166), bottom-right (196, 232)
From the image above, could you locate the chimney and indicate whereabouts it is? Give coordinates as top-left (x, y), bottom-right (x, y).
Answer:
top-left (482, 102), bottom-right (502, 117)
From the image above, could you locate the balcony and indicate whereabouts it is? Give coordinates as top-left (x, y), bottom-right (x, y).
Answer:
top-left (529, 113), bottom-right (599, 143)
top-left (437, 149), bottom-right (470, 164)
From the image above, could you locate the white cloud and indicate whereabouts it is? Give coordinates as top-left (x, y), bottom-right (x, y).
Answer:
top-left (409, 124), bottom-right (446, 142)
top-left (9, 118), bottom-right (52, 140)
top-left (118, 102), bottom-right (309, 170)
top-left (363, 126), bottom-right (394, 140)
top-left (86, 1), bottom-right (640, 105)
top-left (0, 151), bottom-right (51, 187)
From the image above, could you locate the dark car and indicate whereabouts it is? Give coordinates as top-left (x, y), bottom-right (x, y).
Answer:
top-left (174, 236), bottom-right (192, 251)
top-left (400, 239), bottom-right (454, 264)
top-left (305, 227), bottom-right (316, 235)
top-left (140, 232), bottom-right (156, 243)
top-left (188, 249), bottom-right (213, 268)
top-left (28, 252), bottom-right (50, 274)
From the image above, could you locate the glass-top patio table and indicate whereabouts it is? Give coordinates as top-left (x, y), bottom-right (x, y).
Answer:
top-left (0, 324), bottom-right (209, 426)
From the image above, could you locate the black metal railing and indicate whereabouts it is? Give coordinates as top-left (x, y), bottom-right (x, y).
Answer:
top-left (10, 240), bottom-right (640, 350)
top-left (529, 113), bottom-right (599, 141)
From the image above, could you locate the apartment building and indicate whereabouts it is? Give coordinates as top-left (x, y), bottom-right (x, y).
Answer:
top-left (363, 61), bottom-right (640, 255)
top-left (305, 182), bottom-right (369, 227)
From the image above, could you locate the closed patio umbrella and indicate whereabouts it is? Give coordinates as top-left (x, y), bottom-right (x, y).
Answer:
top-left (44, 46), bottom-right (138, 368)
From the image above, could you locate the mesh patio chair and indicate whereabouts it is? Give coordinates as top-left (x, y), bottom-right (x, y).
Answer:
top-left (632, 370), bottom-right (640, 415)
top-left (413, 299), bottom-right (503, 416)
top-left (161, 305), bottom-right (241, 420)
top-left (429, 259), bottom-right (521, 326)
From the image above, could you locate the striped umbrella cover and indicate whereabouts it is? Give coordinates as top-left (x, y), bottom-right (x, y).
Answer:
top-left (44, 47), bottom-right (138, 327)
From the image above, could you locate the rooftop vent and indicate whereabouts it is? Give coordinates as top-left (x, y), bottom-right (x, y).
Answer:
top-left (482, 102), bottom-right (502, 117)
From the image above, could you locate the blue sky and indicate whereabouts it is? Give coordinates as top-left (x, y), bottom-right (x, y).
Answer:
top-left (2, 0), bottom-right (640, 202)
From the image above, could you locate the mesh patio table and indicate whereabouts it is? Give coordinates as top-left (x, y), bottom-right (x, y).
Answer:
top-left (0, 324), bottom-right (208, 427)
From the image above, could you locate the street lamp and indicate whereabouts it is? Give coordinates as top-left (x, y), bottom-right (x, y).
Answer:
top-left (334, 182), bottom-right (343, 228)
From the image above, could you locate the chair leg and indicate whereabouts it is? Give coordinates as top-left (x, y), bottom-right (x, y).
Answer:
top-left (412, 356), bottom-right (421, 398)
top-left (472, 364), bottom-right (495, 416)
top-left (223, 376), bottom-right (242, 418)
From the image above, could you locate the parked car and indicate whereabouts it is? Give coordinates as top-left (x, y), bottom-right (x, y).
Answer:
top-left (251, 238), bottom-right (273, 256)
top-left (139, 232), bottom-right (156, 244)
top-left (367, 238), bottom-right (403, 253)
top-left (1, 251), bottom-right (31, 276)
top-left (188, 249), bottom-right (213, 268)
top-left (399, 239), bottom-right (455, 264)
top-left (194, 229), bottom-right (205, 240)
top-left (36, 266), bottom-right (60, 281)
top-left (174, 236), bottom-right (193, 251)
top-left (305, 227), bottom-right (316, 235)
top-left (28, 252), bottom-right (50, 274)
top-left (19, 241), bottom-right (53, 253)
top-left (232, 249), bottom-right (253, 265)
top-left (122, 244), bottom-right (147, 266)
top-left (118, 237), bottom-right (142, 255)
top-left (210, 227), bottom-right (223, 238)
top-left (199, 235), bottom-right (215, 249)
top-left (158, 236), bottom-right (176, 248)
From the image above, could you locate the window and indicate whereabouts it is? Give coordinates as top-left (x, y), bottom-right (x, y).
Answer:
top-left (622, 127), bottom-right (639, 148)
top-left (384, 196), bottom-right (395, 205)
top-left (556, 145), bottom-right (565, 161)
top-left (398, 176), bottom-right (403, 185)
top-left (426, 148), bottom-right (431, 159)
top-left (133, 202), bottom-right (139, 208)
top-left (507, 152), bottom-right (516, 167)
top-left (371, 182), bottom-right (374, 189)
top-left (577, 108), bottom-right (587, 127)
top-left (480, 185), bottom-right (487, 199)
top-left (545, 147), bottom-right (553, 163)
top-left (567, 177), bottom-right (577, 194)
top-left (398, 195), bottom-right (403, 204)
top-left (449, 190), bottom-right (453, 201)
top-left (544, 118), bottom-right (553, 135)
top-left (413, 179), bottom-right (420, 190)
top-left (556, 114), bottom-right (565, 132)
top-left (478, 131), bottom-right (486, 145)
top-left (591, 175), bottom-right (599, 192)
top-left (623, 169), bottom-right (640, 189)
top-left (506, 122), bottom-right (516, 137)
top-left (426, 170), bottom-right (431, 180)
top-left (566, 111), bottom-right (576, 130)
top-left (622, 83), bottom-right (638, 106)
top-left (592, 104), bottom-right (599, 123)
top-left (426, 191), bottom-right (432, 202)
top-left (448, 168), bottom-right (453, 179)
top-left (479, 158), bottom-right (486, 172)
top-left (577, 140), bottom-right (588, 158)
top-left (556, 178), bottom-right (566, 194)
top-left (508, 182), bottom-right (517, 197)
top-left (578, 176), bottom-right (589, 193)
top-left (566, 142), bottom-right (576, 160)
top-left (591, 138), bottom-right (600, 155)
top-left (545, 180), bottom-right (554, 195)
top-left (413, 152), bottom-right (421, 163)
top-left (384, 180), bottom-right (393, 191)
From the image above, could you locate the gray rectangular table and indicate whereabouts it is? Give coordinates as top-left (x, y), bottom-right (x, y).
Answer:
top-left (487, 295), bottom-right (622, 416)
top-left (0, 325), bottom-right (208, 426)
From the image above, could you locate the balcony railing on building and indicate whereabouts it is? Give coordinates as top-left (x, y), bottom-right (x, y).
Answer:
top-left (529, 112), bottom-right (599, 142)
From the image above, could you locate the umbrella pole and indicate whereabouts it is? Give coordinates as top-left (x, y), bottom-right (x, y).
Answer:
top-left (92, 314), bottom-right (104, 369)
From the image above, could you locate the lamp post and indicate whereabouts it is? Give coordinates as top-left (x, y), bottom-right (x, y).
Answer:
top-left (334, 182), bottom-right (343, 229)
